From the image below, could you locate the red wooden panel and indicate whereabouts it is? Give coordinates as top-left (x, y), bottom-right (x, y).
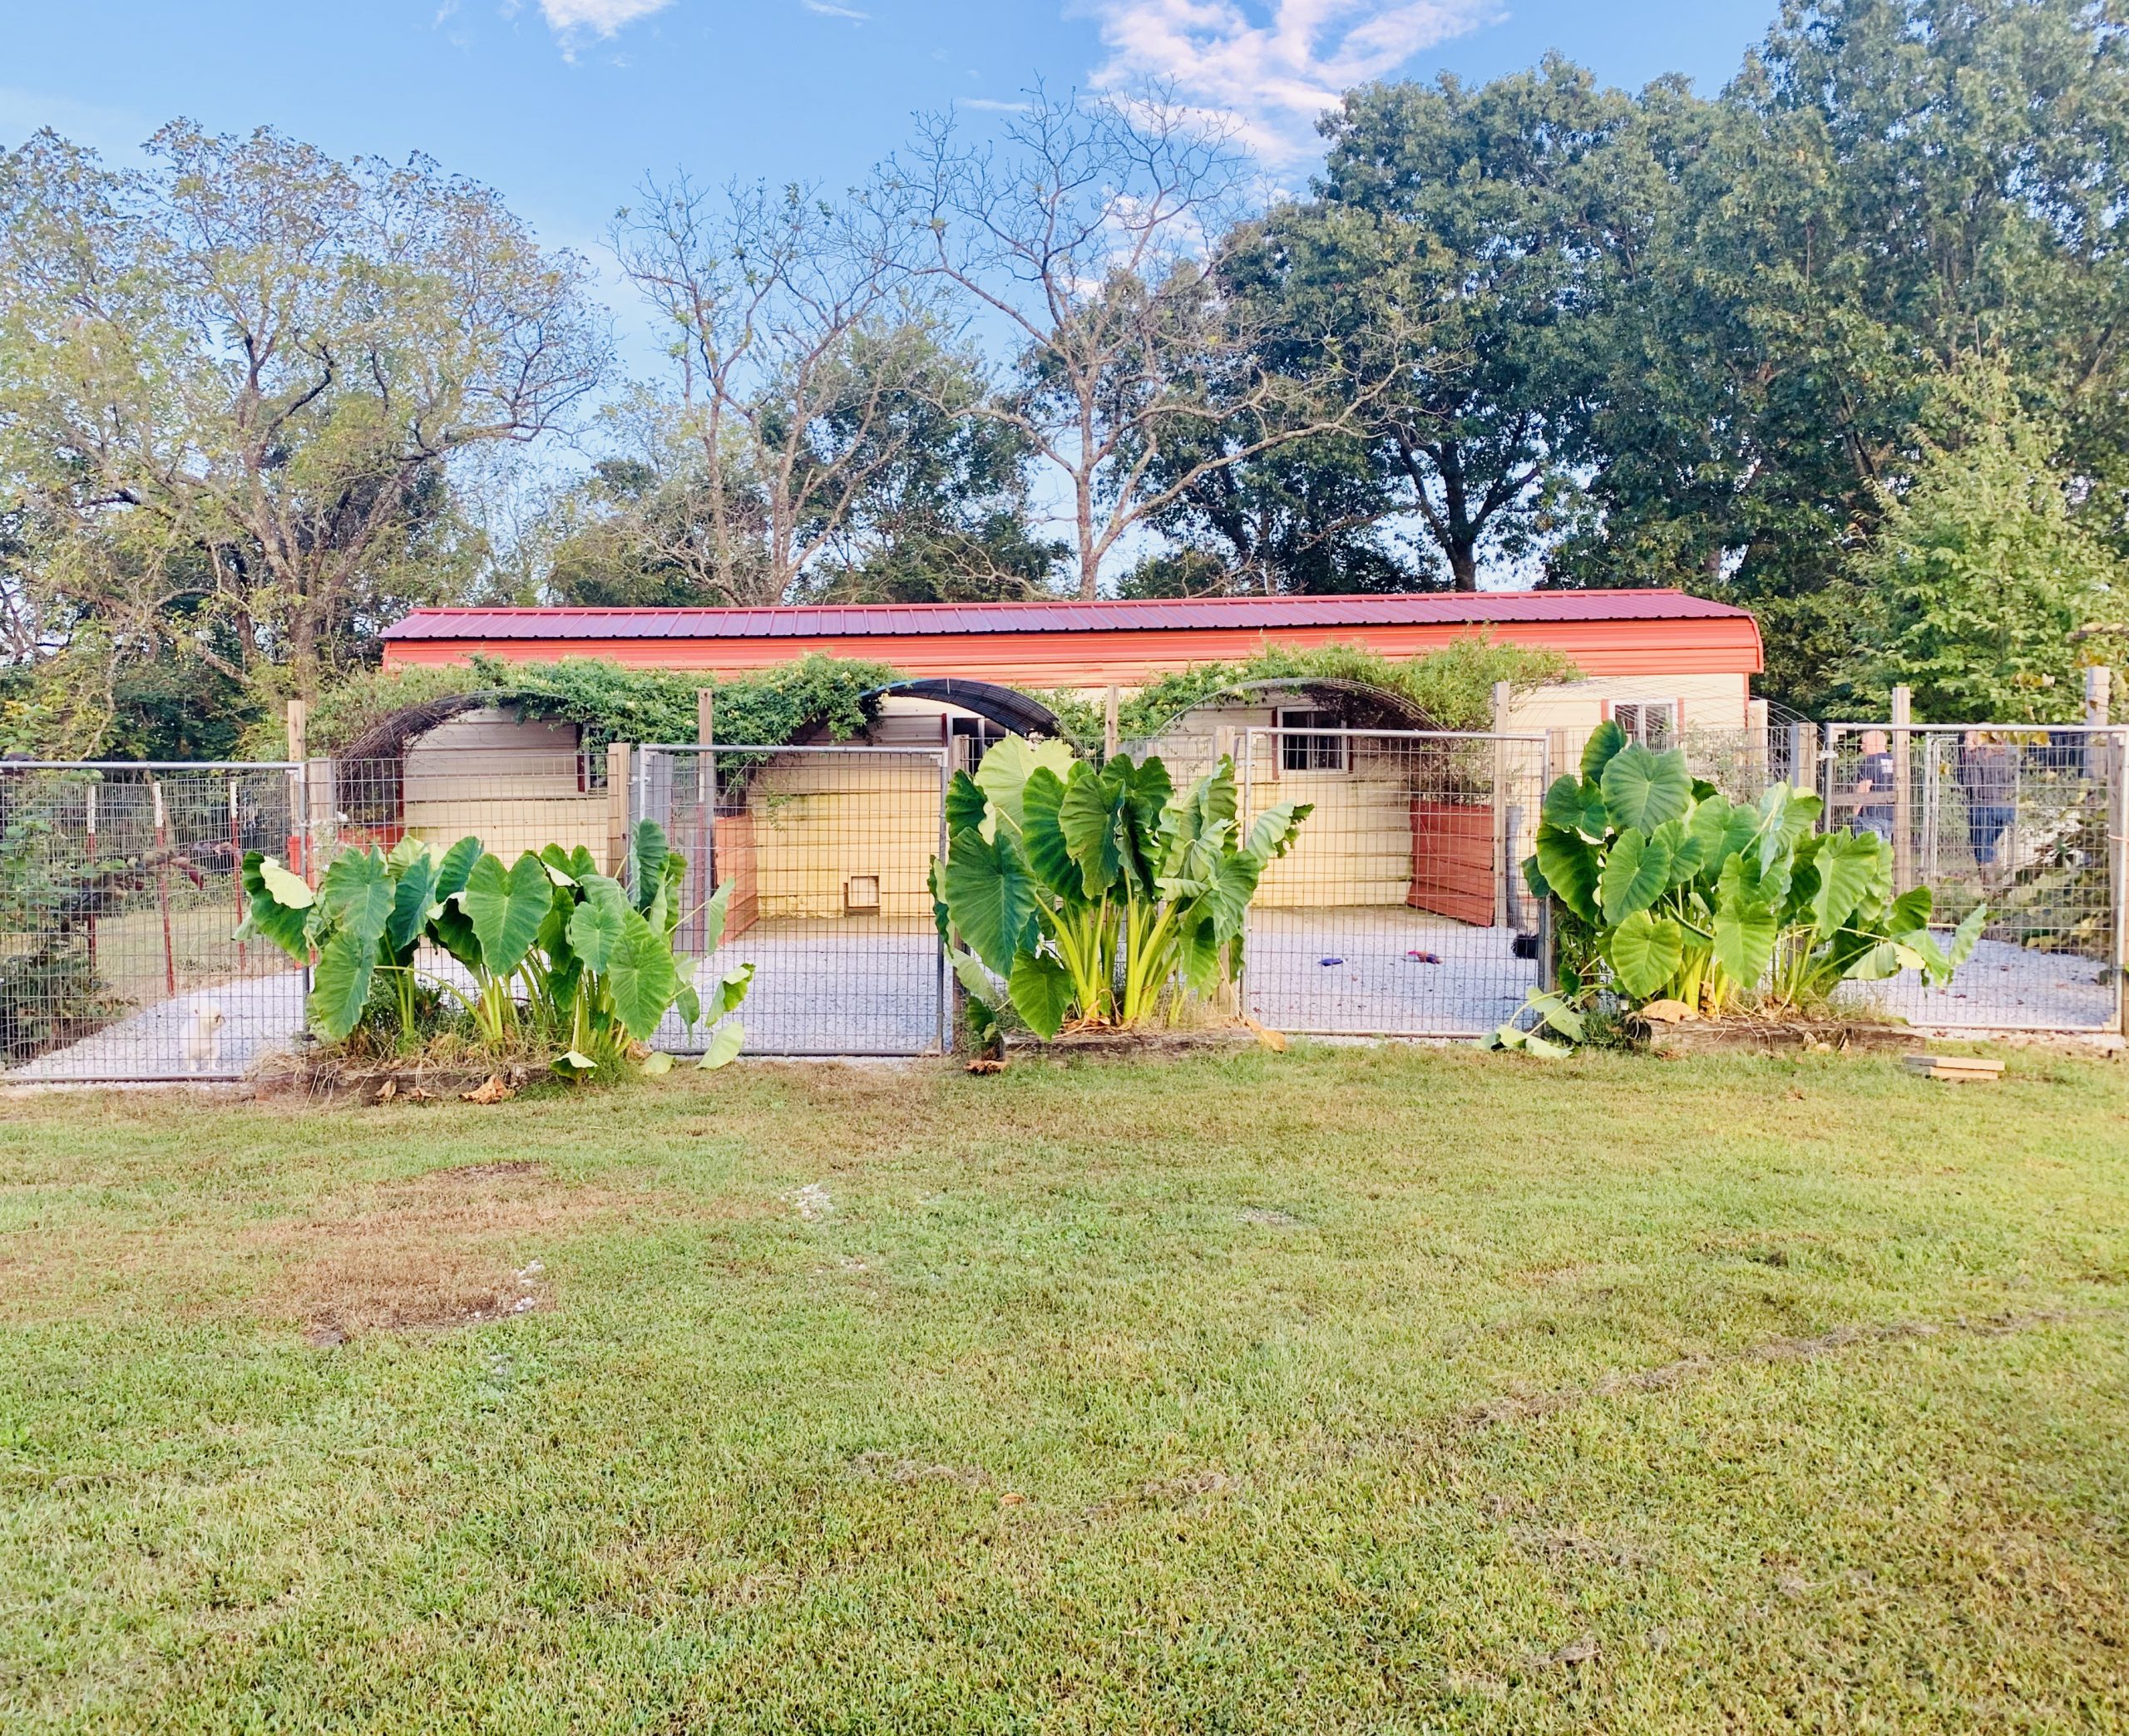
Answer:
top-left (714, 809), bottom-right (759, 940)
top-left (1408, 799), bottom-right (1497, 927)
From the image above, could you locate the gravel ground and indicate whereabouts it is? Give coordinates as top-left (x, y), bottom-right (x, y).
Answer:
top-left (1243, 907), bottom-right (1541, 1037)
top-left (1840, 935), bottom-right (2119, 1030)
top-left (7, 972), bottom-right (309, 1082)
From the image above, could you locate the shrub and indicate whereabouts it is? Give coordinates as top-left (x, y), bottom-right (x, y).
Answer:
top-left (932, 738), bottom-right (1309, 1038)
top-left (1522, 722), bottom-right (1984, 1020)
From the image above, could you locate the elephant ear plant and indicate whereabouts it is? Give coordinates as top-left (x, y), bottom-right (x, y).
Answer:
top-left (1508, 722), bottom-right (1984, 1043)
top-left (241, 821), bottom-right (753, 1078)
top-left (933, 737), bottom-right (1311, 1039)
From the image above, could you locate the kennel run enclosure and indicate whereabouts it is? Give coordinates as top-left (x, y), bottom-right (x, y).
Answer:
top-left (2, 720), bottom-right (2123, 1080)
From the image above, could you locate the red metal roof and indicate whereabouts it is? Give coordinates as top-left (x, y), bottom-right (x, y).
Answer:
top-left (383, 589), bottom-right (1754, 643)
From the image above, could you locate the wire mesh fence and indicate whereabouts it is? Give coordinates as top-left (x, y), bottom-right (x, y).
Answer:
top-left (1235, 729), bottom-right (1551, 1037)
top-left (636, 743), bottom-right (950, 1057)
top-left (0, 762), bottom-right (301, 1080)
top-left (1821, 723), bottom-right (2127, 1030)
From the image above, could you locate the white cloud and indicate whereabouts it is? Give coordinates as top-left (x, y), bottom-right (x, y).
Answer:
top-left (801, 0), bottom-right (871, 17)
top-left (1076, 0), bottom-right (1497, 162)
top-left (537, 0), bottom-right (674, 42)
top-left (961, 97), bottom-right (1034, 111)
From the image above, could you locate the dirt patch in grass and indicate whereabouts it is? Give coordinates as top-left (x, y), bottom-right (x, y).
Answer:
top-left (259, 1164), bottom-right (624, 1339)
top-left (0, 1159), bottom-right (679, 1338)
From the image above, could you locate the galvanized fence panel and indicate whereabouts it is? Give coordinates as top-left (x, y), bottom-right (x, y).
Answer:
top-left (0, 762), bottom-right (302, 1081)
top-left (636, 743), bottom-right (951, 1058)
top-left (1821, 723), bottom-right (2127, 1031)
top-left (1237, 729), bottom-right (1551, 1038)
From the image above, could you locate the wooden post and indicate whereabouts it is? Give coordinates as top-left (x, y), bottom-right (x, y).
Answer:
top-left (83, 782), bottom-right (97, 977)
top-left (284, 698), bottom-right (310, 882)
top-left (230, 779), bottom-right (246, 972)
top-left (284, 698), bottom-right (308, 764)
top-left (1491, 682), bottom-right (1513, 929)
top-left (1746, 698), bottom-right (1771, 796)
top-left (2086, 665), bottom-right (2112, 727)
top-left (1890, 685), bottom-right (1914, 892)
top-left (1104, 685), bottom-right (1121, 759)
top-left (606, 742), bottom-right (632, 875)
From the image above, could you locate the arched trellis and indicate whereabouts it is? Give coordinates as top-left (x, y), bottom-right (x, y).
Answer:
top-left (852, 678), bottom-right (1064, 741)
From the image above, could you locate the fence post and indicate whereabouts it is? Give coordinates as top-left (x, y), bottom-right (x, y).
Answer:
top-left (2087, 665), bottom-right (2112, 727)
top-left (1891, 685), bottom-right (1914, 891)
top-left (284, 700), bottom-right (309, 881)
top-left (1104, 685), bottom-right (1120, 759)
top-left (1746, 698), bottom-right (1770, 796)
top-left (2113, 729), bottom-right (2129, 1038)
top-left (606, 742), bottom-right (632, 875)
top-left (1491, 682), bottom-right (1513, 929)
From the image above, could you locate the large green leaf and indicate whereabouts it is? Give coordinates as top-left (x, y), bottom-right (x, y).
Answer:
top-left (1056, 762), bottom-right (1124, 899)
top-left (307, 930), bottom-right (378, 1042)
top-left (1581, 718), bottom-right (1629, 783)
top-left (1018, 767), bottom-right (1082, 900)
top-left (1542, 775), bottom-right (1610, 842)
top-left (698, 1020), bottom-right (745, 1071)
top-left (941, 826), bottom-right (1040, 977)
top-left (1177, 912), bottom-right (1224, 997)
top-left (1006, 950), bottom-right (1076, 1040)
top-left (566, 874), bottom-right (632, 973)
top-left (974, 736), bottom-right (1077, 836)
top-left (1712, 895), bottom-right (1779, 989)
top-left (432, 836), bottom-right (482, 902)
top-left (1887, 885), bottom-right (1934, 937)
top-left (386, 854), bottom-right (440, 957)
top-left (712, 960), bottom-right (755, 1017)
top-left (946, 769), bottom-right (990, 838)
top-left (1600, 744), bottom-right (1692, 834)
top-left (605, 907), bottom-right (680, 1040)
top-left (462, 851), bottom-right (553, 975)
top-left (258, 856), bottom-right (315, 912)
top-left (625, 821), bottom-right (669, 915)
top-left (238, 853), bottom-right (314, 959)
top-left (1810, 831), bottom-right (1889, 938)
top-left (699, 880), bottom-right (736, 953)
top-left (1242, 801), bottom-right (1311, 866)
top-left (1598, 827), bottom-right (1674, 924)
top-left (949, 947), bottom-right (1005, 1012)
top-left (1608, 910), bottom-right (1684, 999)
top-left (318, 849), bottom-right (395, 950)
top-left (1533, 826), bottom-right (1600, 925)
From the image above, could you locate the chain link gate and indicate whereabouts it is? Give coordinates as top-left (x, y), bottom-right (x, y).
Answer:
top-left (0, 761), bottom-right (306, 1081)
top-left (635, 743), bottom-right (951, 1057)
top-left (1237, 728), bottom-right (1552, 1038)
top-left (1821, 723), bottom-right (2128, 1031)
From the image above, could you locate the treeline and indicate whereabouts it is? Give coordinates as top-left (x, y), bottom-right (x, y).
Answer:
top-left (2, 0), bottom-right (2126, 757)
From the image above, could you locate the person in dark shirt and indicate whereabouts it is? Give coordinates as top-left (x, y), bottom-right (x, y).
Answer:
top-left (1851, 729), bottom-right (1895, 841)
top-left (1957, 731), bottom-right (2018, 867)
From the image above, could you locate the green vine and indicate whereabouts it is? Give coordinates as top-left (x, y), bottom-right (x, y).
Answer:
top-left (1040, 636), bottom-right (1579, 747)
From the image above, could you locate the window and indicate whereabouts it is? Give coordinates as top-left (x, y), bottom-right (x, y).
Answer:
top-left (1612, 701), bottom-right (1678, 749)
top-left (1278, 708), bottom-right (1349, 772)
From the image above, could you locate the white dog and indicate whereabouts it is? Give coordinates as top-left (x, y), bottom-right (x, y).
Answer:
top-left (182, 1002), bottom-right (227, 1076)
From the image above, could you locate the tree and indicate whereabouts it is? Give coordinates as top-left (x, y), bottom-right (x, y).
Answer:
top-left (0, 123), bottom-right (609, 713)
top-left (611, 176), bottom-right (966, 606)
top-left (1558, 0), bottom-right (2129, 707)
top-left (873, 88), bottom-right (1370, 599)
top-left (1844, 358), bottom-right (2121, 723)
top-left (1234, 57), bottom-right (1644, 591)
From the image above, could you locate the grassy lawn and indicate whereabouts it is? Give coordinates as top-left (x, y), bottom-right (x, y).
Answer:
top-left (2, 1045), bottom-right (2126, 1732)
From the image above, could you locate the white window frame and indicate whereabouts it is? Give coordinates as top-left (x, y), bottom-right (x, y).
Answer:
top-left (1277, 708), bottom-right (1350, 774)
top-left (1611, 699), bottom-right (1680, 749)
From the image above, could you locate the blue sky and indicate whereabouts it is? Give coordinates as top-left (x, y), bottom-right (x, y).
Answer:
top-left (6, 0), bottom-right (1776, 274)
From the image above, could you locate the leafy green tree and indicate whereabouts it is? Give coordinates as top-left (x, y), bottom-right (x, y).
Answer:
top-left (1843, 360), bottom-right (2122, 722)
top-left (1232, 56), bottom-right (1644, 591)
top-left (0, 123), bottom-right (607, 727)
top-left (1558, 0), bottom-right (2129, 707)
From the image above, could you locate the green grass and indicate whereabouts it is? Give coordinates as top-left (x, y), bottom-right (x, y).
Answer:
top-left (2, 1045), bottom-right (2126, 1732)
